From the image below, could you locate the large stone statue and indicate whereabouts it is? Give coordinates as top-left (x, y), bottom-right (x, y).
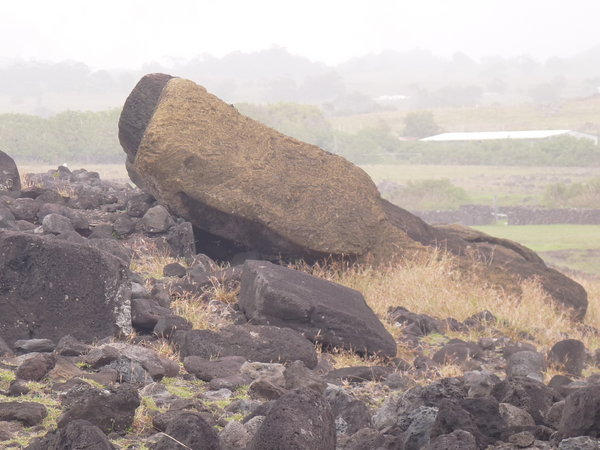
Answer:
top-left (119, 74), bottom-right (587, 320)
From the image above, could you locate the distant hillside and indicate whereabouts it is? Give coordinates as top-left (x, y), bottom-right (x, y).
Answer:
top-left (3, 45), bottom-right (600, 115)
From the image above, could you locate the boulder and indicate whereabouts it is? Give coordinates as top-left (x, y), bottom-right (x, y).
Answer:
top-left (506, 350), bottom-right (546, 380)
top-left (558, 386), bottom-right (600, 438)
top-left (491, 376), bottom-right (562, 425)
top-left (16, 353), bottom-right (56, 381)
top-left (325, 384), bottom-right (371, 435)
top-left (548, 339), bottom-right (586, 377)
top-left (0, 402), bottom-right (47, 426)
top-left (7, 198), bottom-right (38, 221)
top-left (42, 213), bottom-right (75, 234)
top-left (246, 387), bottom-right (336, 450)
top-left (239, 260), bottom-right (396, 356)
top-left (404, 406), bottom-right (439, 450)
top-left (0, 231), bottom-right (132, 349)
top-left (14, 338), bottom-right (55, 353)
top-left (119, 73), bottom-right (417, 262)
top-left (428, 430), bottom-right (477, 450)
top-left (0, 150), bottom-right (20, 197)
top-left (150, 412), bottom-right (221, 450)
top-left (58, 383), bottom-right (140, 433)
top-left (26, 419), bottom-right (116, 450)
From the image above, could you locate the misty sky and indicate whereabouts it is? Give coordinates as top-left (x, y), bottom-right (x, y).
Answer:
top-left (2, 0), bottom-right (600, 69)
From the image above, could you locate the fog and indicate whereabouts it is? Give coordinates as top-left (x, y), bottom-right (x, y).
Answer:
top-left (3, 0), bottom-right (600, 113)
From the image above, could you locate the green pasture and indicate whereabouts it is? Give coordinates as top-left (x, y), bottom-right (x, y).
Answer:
top-left (473, 224), bottom-right (600, 275)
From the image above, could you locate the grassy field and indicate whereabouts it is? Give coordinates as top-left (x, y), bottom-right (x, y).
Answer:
top-left (361, 164), bottom-right (597, 205)
top-left (331, 95), bottom-right (600, 135)
top-left (474, 224), bottom-right (600, 275)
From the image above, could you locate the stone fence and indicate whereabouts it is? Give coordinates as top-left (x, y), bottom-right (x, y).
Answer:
top-left (414, 205), bottom-right (600, 226)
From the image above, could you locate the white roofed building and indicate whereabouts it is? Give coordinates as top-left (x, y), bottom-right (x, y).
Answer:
top-left (421, 130), bottom-right (598, 144)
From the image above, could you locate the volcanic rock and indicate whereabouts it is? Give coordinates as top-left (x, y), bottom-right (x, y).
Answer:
top-left (246, 387), bottom-right (336, 450)
top-left (0, 150), bottom-right (20, 197)
top-left (239, 260), bottom-right (397, 356)
top-left (0, 230), bottom-right (132, 349)
top-left (174, 324), bottom-right (318, 368)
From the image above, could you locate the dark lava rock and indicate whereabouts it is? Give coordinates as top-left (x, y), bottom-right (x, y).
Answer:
top-left (125, 192), bottom-right (155, 218)
top-left (325, 384), bottom-right (371, 435)
top-left (284, 360), bottom-right (327, 393)
top-left (58, 383), bottom-right (140, 433)
top-left (42, 213), bottom-right (75, 234)
top-left (14, 338), bottom-right (55, 353)
top-left (142, 205), bottom-right (174, 233)
top-left (0, 336), bottom-right (12, 356)
top-left (26, 419), bottom-right (116, 450)
top-left (153, 315), bottom-right (192, 339)
top-left (0, 401), bottom-right (47, 426)
top-left (337, 428), bottom-right (386, 450)
top-left (174, 324), bottom-right (318, 369)
top-left (163, 262), bottom-right (187, 278)
top-left (16, 353), bottom-right (56, 381)
top-left (506, 350), bottom-right (546, 379)
top-left (84, 345), bottom-right (121, 369)
top-left (558, 385), bottom-right (600, 438)
top-left (432, 342), bottom-right (483, 365)
top-left (431, 396), bottom-right (505, 449)
top-left (131, 297), bottom-right (171, 332)
top-left (183, 355), bottom-right (246, 382)
top-left (106, 357), bottom-right (153, 384)
top-left (387, 305), bottom-right (443, 336)
top-left (0, 150), bottom-right (21, 197)
top-left (55, 335), bottom-right (91, 356)
top-left (246, 387), bottom-right (336, 450)
top-left (239, 260), bottom-right (396, 357)
top-left (548, 339), bottom-right (586, 377)
top-left (0, 230), bottom-right (132, 349)
top-left (428, 429), bottom-right (478, 450)
top-left (326, 366), bottom-right (391, 384)
top-left (558, 436), bottom-right (600, 450)
top-left (8, 198), bottom-right (38, 221)
top-left (491, 376), bottom-right (562, 425)
top-left (150, 412), bottom-right (221, 450)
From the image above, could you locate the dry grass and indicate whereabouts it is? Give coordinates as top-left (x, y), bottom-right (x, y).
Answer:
top-left (298, 250), bottom-right (600, 353)
top-left (125, 228), bottom-right (600, 383)
top-left (170, 290), bottom-right (237, 331)
top-left (126, 237), bottom-right (185, 280)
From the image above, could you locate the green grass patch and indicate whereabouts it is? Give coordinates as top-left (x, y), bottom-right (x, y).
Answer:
top-left (473, 224), bottom-right (600, 275)
top-left (473, 225), bottom-right (600, 252)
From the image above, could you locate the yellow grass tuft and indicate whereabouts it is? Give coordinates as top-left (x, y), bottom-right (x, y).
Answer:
top-left (169, 288), bottom-right (237, 332)
top-left (126, 236), bottom-right (185, 280)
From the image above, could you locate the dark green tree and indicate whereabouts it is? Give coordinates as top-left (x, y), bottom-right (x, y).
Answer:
top-left (402, 111), bottom-right (441, 138)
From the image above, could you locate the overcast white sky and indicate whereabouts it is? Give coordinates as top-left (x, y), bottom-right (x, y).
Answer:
top-left (2, 0), bottom-right (600, 69)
